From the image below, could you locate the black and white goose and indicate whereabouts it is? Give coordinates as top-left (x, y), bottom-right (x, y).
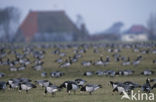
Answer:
top-left (75, 79), bottom-right (87, 87)
top-left (0, 81), bottom-right (7, 91)
top-left (9, 66), bottom-right (18, 72)
top-left (103, 56), bottom-right (110, 65)
top-left (7, 78), bottom-right (20, 89)
top-left (0, 72), bottom-right (5, 78)
top-left (32, 64), bottom-right (43, 71)
top-left (112, 83), bottom-right (135, 95)
top-left (50, 71), bottom-right (64, 78)
top-left (122, 57), bottom-right (131, 66)
top-left (19, 82), bottom-right (36, 93)
top-left (35, 80), bottom-right (52, 88)
top-left (96, 70), bottom-right (104, 76)
top-left (18, 64), bottom-right (26, 71)
top-left (141, 70), bottom-right (154, 76)
top-left (81, 61), bottom-right (92, 67)
top-left (84, 71), bottom-right (94, 76)
top-left (80, 84), bottom-right (102, 95)
top-left (150, 79), bottom-right (156, 83)
top-left (41, 72), bottom-right (47, 77)
top-left (123, 81), bottom-right (141, 88)
top-left (117, 70), bottom-right (134, 76)
top-left (133, 56), bottom-right (142, 66)
top-left (60, 59), bottom-right (72, 68)
top-left (55, 57), bottom-right (63, 63)
top-left (141, 78), bottom-right (152, 93)
top-left (59, 81), bottom-right (79, 95)
top-left (44, 85), bottom-right (61, 96)
top-left (110, 81), bottom-right (122, 90)
top-left (94, 57), bottom-right (104, 66)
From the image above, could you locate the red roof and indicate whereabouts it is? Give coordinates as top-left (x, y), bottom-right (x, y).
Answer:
top-left (127, 25), bottom-right (148, 34)
top-left (20, 11), bottom-right (38, 42)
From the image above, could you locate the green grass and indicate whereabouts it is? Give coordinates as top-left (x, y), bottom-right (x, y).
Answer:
top-left (0, 43), bottom-right (156, 102)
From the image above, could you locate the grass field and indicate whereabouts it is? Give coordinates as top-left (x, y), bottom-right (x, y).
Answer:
top-left (0, 43), bottom-right (156, 102)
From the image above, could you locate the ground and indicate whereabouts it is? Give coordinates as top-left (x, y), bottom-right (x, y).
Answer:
top-left (0, 43), bottom-right (156, 102)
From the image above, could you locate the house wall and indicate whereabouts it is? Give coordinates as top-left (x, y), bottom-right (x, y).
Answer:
top-left (32, 32), bottom-right (74, 42)
top-left (121, 33), bottom-right (148, 42)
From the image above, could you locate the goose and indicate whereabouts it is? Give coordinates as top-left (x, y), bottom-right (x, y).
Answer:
top-left (96, 70), bottom-right (104, 76)
top-left (18, 64), bottom-right (26, 71)
top-left (70, 56), bottom-right (78, 63)
top-left (84, 71), bottom-right (94, 76)
top-left (18, 78), bottom-right (32, 83)
top-left (32, 64), bottom-right (43, 71)
top-left (109, 81), bottom-right (122, 90)
top-left (19, 82), bottom-right (36, 93)
top-left (41, 72), bottom-right (47, 77)
top-left (44, 85), bottom-right (61, 96)
top-left (80, 84), bottom-right (102, 95)
top-left (8, 81), bottom-right (19, 89)
top-left (123, 70), bottom-right (134, 76)
top-left (60, 59), bottom-right (72, 68)
top-left (133, 60), bottom-right (140, 66)
top-left (133, 56), bottom-right (142, 66)
top-left (59, 52), bottom-right (66, 57)
top-left (8, 78), bottom-right (20, 85)
top-left (81, 61), bottom-right (92, 67)
top-left (59, 81), bottom-right (79, 95)
top-left (141, 78), bottom-right (152, 93)
top-left (0, 72), bottom-right (5, 78)
top-left (153, 60), bottom-right (156, 64)
top-left (9, 61), bottom-right (15, 67)
top-left (25, 59), bottom-right (30, 65)
top-left (117, 70), bottom-right (134, 76)
top-left (93, 48), bottom-right (99, 53)
top-left (107, 70), bottom-right (116, 77)
top-left (122, 57), bottom-right (131, 66)
top-left (94, 57), bottom-right (104, 66)
top-left (113, 83), bottom-right (135, 95)
top-left (75, 79), bottom-right (87, 87)
top-left (53, 49), bottom-right (60, 54)
top-left (152, 83), bottom-right (156, 89)
top-left (55, 57), bottom-right (63, 63)
top-left (150, 79), bottom-right (156, 83)
top-left (0, 58), bottom-right (3, 65)
top-left (123, 81), bottom-right (141, 88)
top-left (0, 81), bottom-right (7, 91)
top-left (50, 71), bottom-right (64, 78)
top-left (7, 78), bottom-right (31, 89)
top-left (34, 59), bottom-right (44, 65)
top-left (10, 67), bottom-right (18, 72)
top-left (35, 80), bottom-right (52, 88)
top-left (141, 70), bottom-right (154, 76)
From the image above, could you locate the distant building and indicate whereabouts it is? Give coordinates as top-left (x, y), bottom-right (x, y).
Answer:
top-left (14, 11), bottom-right (85, 42)
top-left (103, 22), bottom-right (124, 34)
top-left (121, 25), bottom-right (148, 42)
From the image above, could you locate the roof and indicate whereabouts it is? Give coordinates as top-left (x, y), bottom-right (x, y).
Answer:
top-left (17, 10), bottom-right (79, 42)
top-left (125, 25), bottom-right (148, 34)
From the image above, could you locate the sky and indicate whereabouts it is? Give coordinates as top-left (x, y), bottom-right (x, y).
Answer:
top-left (0, 0), bottom-right (156, 34)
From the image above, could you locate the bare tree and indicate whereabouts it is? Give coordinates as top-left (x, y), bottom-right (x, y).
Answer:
top-left (147, 13), bottom-right (156, 40)
top-left (0, 7), bottom-right (20, 42)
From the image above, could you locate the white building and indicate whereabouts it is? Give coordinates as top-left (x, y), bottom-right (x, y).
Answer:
top-left (121, 33), bottom-right (148, 42)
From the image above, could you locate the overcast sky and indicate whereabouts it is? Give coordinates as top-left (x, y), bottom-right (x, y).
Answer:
top-left (0, 0), bottom-right (156, 34)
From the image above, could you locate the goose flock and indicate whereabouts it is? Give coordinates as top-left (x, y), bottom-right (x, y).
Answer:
top-left (0, 78), bottom-right (102, 96)
top-left (0, 42), bottom-right (156, 97)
